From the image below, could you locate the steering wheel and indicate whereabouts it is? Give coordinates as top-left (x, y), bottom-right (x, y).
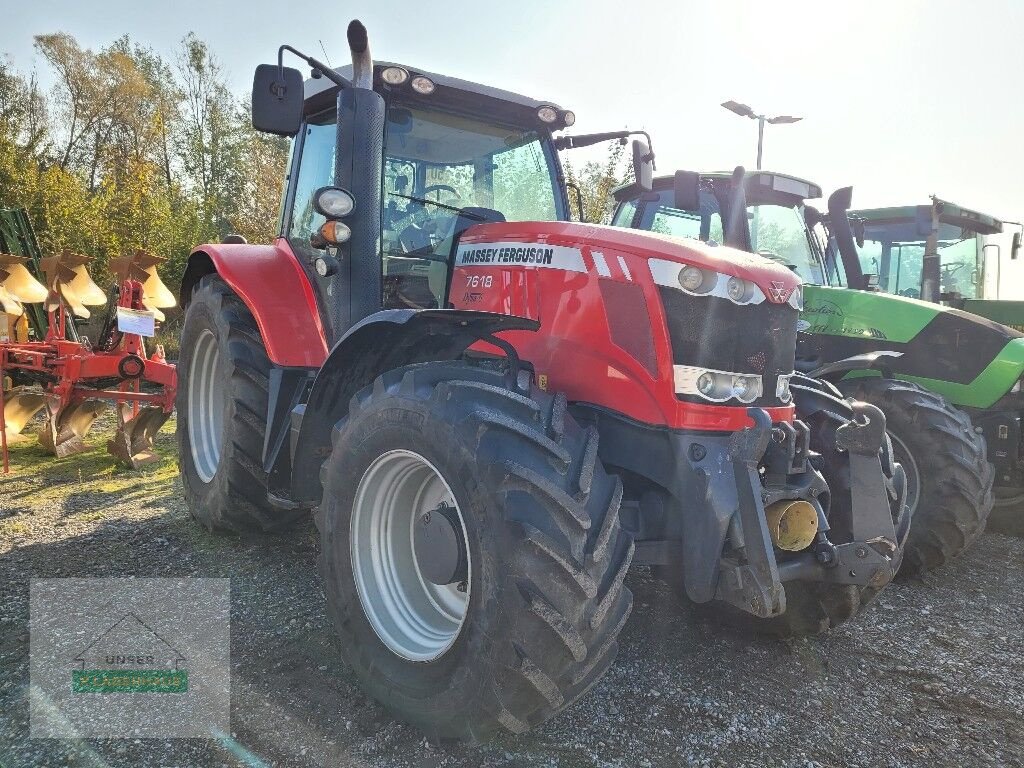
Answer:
top-left (420, 184), bottom-right (461, 208)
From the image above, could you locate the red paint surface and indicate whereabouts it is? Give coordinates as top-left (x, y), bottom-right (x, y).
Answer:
top-left (452, 221), bottom-right (797, 431)
top-left (191, 239), bottom-right (329, 367)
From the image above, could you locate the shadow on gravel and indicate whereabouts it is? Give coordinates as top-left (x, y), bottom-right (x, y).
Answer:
top-left (2, 504), bottom-right (1024, 767)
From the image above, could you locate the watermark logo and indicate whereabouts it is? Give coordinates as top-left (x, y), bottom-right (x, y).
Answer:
top-left (71, 611), bottom-right (188, 694)
top-left (30, 578), bottom-right (229, 739)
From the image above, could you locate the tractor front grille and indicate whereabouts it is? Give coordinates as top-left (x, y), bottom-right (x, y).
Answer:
top-left (658, 287), bottom-right (797, 408)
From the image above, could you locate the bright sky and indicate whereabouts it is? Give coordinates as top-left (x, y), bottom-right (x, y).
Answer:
top-left (3, 0), bottom-right (1024, 222)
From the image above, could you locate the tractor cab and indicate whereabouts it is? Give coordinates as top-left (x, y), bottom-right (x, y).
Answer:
top-left (611, 170), bottom-right (829, 286)
top-left (839, 200), bottom-right (1013, 308)
top-left (296, 61), bottom-right (573, 313)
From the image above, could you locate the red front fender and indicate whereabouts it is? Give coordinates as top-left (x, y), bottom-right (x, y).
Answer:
top-left (181, 239), bottom-right (329, 368)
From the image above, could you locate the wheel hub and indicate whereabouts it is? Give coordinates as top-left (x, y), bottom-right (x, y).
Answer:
top-left (413, 502), bottom-right (468, 586)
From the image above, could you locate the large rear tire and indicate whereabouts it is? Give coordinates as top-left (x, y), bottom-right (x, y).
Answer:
top-left (838, 377), bottom-right (993, 573)
top-left (176, 275), bottom-right (305, 532)
top-left (317, 362), bottom-right (633, 740)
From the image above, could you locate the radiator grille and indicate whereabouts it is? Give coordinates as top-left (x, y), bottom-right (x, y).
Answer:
top-left (658, 287), bottom-right (797, 407)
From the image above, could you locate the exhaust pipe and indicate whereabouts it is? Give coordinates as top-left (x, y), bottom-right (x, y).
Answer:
top-left (764, 499), bottom-right (819, 552)
top-left (347, 20), bottom-right (372, 89)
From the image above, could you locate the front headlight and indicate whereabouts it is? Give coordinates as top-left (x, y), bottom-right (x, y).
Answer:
top-left (675, 365), bottom-right (764, 404)
top-left (650, 259), bottom-right (766, 306)
top-left (776, 373), bottom-right (793, 403)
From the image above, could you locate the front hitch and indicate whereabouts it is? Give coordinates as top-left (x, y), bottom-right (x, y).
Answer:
top-left (776, 401), bottom-right (903, 591)
top-left (715, 408), bottom-right (786, 619)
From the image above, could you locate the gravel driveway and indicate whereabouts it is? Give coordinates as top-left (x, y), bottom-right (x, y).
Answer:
top-left (1, 418), bottom-right (1022, 767)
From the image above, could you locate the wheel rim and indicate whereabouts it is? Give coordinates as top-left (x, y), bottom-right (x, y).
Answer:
top-left (187, 329), bottom-right (225, 483)
top-left (350, 449), bottom-right (471, 662)
top-left (888, 431), bottom-right (921, 516)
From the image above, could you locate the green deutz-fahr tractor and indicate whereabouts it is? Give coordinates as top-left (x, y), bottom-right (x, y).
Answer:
top-left (612, 170), bottom-right (1011, 567)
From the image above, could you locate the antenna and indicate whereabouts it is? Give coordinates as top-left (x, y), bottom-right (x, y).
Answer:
top-left (319, 39), bottom-right (332, 67)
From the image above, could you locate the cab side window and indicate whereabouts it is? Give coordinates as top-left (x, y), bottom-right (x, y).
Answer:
top-left (287, 110), bottom-right (337, 262)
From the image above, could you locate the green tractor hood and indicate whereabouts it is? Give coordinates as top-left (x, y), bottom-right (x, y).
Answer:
top-left (799, 284), bottom-right (1024, 408)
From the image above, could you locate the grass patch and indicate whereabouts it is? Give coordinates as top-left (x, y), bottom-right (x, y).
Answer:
top-left (0, 519), bottom-right (30, 536)
top-left (3, 412), bottom-right (180, 509)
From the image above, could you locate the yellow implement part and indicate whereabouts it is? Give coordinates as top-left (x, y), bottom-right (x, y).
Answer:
top-left (2, 388), bottom-right (48, 440)
top-left (40, 251), bottom-right (105, 319)
top-left (39, 398), bottom-right (108, 458)
top-left (107, 403), bottom-right (171, 468)
top-left (764, 499), bottom-right (820, 552)
top-left (109, 250), bottom-right (177, 314)
top-left (0, 254), bottom-right (48, 307)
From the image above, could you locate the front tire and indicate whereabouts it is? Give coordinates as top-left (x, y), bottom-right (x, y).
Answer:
top-left (317, 362), bottom-right (633, 740)
top-left (838, 377), bottom-right (993, 573)
top-left (176, 275), bottom-right (305, 532)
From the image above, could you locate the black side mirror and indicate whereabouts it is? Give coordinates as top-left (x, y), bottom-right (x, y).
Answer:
top-left (853, 219), bottom-right (866, 248)
top-left (632, 139), bottom-right (654, 193)
top-left (1013, 231), bottom-right (1021, 260)
top-left (252, 64), bottom-right (304, 136)
top-left (673, 170), bottom-right (700, 211)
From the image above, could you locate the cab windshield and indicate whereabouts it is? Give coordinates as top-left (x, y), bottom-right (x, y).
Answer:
top-left (854, 227), bottom-right (979, 299)
top-left (748, 204), bottom-right (825, 285)
top-left (381, 105), bottom-right (562, 308)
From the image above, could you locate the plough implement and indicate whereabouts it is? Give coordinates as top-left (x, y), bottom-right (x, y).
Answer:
top-left (0, 248), bottom-right (178, 471)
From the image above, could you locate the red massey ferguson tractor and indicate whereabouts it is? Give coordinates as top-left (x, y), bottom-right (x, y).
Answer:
top-left (177, 21), bottom-right (909, 739)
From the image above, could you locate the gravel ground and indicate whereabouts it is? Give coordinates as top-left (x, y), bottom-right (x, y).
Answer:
top-left (1, 417), bottom-right (1023, 767)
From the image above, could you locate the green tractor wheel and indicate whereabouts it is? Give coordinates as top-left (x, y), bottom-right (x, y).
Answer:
top-left (837, 378), bottom-right (994, 574)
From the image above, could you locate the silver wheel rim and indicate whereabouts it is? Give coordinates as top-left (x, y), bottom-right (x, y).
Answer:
top-left (889, 431), bottom-right (920, 516)
top-left (187, 329), bottom-right (225, 483)
top-left (350, 449), bottom-right (471, 662)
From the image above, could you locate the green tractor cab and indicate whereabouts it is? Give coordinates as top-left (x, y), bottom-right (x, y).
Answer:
top-left (842, 197), bottom-right (1024, 330)
top-left (612, 169), bottom-right (1007, 566)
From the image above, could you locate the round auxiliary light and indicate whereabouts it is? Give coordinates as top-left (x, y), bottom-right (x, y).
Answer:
top-left (319, 220), bottom-right (352, 245)
top-left (314, 187), bottom-right (356, 218)
top-left (732, 376), bottom-right (755, 402)
top-left (696, 372), bottom-right (716, 397)
top-left (562, 110), bottom-right (576, 127)
top-left (410, 75), bottom-right (436, 95)
top-left (537, 105), bottom-right (558, 123)
top-left (726, 276), bottom-right (747, 302)
top-left (679, 266), bottom-right (704, 292)
top-left (381, 66), bottom-right (409, 86)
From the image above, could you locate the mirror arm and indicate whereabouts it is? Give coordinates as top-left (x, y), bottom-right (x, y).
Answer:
top-left (554, 129), bottom-right (655, 164)
top-left (278, 45), bottom-right (352, 89)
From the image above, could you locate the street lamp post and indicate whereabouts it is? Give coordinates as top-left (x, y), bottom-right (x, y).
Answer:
top-left (720, 100), bottom-right (803, 170)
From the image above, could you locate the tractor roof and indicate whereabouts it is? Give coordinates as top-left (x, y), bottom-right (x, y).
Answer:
top-left (304, 61), bottom-right (567, 126)
top-left (850, 198), bottom-right (1003, 239)
top-left (613, 171), bottom-right (821, 207)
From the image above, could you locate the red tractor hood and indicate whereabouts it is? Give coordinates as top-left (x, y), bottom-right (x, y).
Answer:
top-left (460, 221), bottom-right (802, 303)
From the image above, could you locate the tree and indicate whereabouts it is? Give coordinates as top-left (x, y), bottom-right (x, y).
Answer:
top-left (176, 33), bottom-right (245, 235)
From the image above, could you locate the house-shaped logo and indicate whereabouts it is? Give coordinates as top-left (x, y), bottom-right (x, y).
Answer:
top-left (71, 612), bottom-right (188, 693)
